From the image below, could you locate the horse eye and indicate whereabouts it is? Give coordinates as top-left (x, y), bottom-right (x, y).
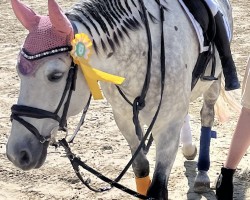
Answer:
top-left (48, 72), bottom-right (64, 82)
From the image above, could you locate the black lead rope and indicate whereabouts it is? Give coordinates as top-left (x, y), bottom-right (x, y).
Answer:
top-left (117, 0), bottom-right (154, 152)
top-left (59, 138), bottom-right (154, 199)
top-left (60, 1), bottom-right (166, 199)
top-left (132, 0), bottom-right (153, 147)
top-left (137, 0), bottom-right (153, 105)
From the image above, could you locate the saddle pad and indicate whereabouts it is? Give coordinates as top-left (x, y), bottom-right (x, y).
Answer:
top-left (178, 0), bottom-right (232, 53)
top-left (178, 0), bottom-right (208, 53)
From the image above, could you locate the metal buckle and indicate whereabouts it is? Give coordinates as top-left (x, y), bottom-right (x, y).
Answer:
top-left (40, 136), bottom-right (50, 144)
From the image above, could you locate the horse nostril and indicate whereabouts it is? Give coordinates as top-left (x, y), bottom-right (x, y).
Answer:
top-left (19, 150), bottom-right (31, 166)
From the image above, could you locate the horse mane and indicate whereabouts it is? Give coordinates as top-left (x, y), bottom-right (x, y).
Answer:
top-left (65, 0), bottom-right (161, 54)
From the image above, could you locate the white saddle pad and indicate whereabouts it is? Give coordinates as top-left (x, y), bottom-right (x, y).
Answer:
top-left (178, 0), bottom-right (232, 53)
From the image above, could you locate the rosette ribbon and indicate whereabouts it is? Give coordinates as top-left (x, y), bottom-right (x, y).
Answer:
top-left (70, 33), bottom-right (125, 100)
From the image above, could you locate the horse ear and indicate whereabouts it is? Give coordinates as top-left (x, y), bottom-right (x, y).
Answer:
top-left (11, 0), bottom-right (40, 30)
top-left (48, 0), bottom-right (74, 39)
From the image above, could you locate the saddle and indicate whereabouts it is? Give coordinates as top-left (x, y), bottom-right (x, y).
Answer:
top-left (182, 0), bottom-right (217, 89)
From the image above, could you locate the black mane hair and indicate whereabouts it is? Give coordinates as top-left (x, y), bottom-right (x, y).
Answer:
top-left (66, 0), bottom-right (167, 53)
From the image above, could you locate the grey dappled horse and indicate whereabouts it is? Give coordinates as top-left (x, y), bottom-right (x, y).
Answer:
top-left (6, 0), bottom-right (234, 199)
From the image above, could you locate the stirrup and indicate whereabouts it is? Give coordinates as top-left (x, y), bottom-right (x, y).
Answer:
top-left (201, 75), bottom-right (218, 81)
top-left (201, 43), bottom-right (218, 81)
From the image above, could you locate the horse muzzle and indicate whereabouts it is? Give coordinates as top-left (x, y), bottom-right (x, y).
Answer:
top-left (6, 134), bottom-right (49, 171)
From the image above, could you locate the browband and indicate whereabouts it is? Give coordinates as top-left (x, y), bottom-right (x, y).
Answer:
top-left (21, 46), bottom-right (72, 61)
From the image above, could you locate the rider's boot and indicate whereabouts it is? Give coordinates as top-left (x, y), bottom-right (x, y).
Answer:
top-left (216, 167), bottom-right (235, 200)
top-left (214, 11), bottom-right (240, 91)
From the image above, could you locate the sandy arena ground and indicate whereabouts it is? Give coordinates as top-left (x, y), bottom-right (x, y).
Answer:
top-left (0, 0), bottom-right (249, 199)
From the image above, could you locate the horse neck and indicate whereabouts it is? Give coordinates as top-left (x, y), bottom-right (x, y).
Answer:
top-left (65, 0), bottom-right (150, 73)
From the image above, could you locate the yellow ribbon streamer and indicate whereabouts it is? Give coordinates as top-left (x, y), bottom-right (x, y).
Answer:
top-left (70, 33), bottom-right (125, 100)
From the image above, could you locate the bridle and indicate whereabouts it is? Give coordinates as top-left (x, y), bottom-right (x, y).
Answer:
top-left (11, 46), bottom-right (79, 144)
top-left (10, 18), bottom-right (90, 144)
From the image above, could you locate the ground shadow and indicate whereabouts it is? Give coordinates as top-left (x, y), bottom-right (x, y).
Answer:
top-left (184, 161), bottom-right (216, 200)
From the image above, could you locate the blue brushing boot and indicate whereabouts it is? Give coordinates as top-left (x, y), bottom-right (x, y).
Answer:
top-left (194, 126), bottom-right (216, 193)
top-left (198, 126), bottom-right (212, 171)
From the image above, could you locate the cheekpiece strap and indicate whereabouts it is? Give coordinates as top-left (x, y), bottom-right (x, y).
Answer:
top-left (21, 46), bottom-right (72, 60)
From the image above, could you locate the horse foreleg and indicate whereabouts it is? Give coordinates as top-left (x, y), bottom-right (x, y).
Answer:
top-left (112, 109), bottom-right (151, 196)
top-left (194, 78), bottom-right (221, 193)
top-left (147, 121), bottom-right (182, 200)
top-left (180, 114), bottom-right (197, 160)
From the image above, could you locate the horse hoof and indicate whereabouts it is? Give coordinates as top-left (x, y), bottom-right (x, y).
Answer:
top-left (194, 170), bottom-right (210, 193)
top-left (182, 144), bottom-right (197, 160)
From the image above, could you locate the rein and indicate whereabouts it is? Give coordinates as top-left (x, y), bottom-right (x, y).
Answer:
top-left (58, 1), bottom-right (166, 199)
top-left (10, 0), bottom-right (166, 199)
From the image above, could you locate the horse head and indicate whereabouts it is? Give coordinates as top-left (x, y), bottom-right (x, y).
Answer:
top-left (7, 0), bottom-right (91, 170)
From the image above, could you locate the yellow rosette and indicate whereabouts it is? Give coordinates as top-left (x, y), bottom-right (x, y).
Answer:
top-left (70, 33), bottom-right (125, 100)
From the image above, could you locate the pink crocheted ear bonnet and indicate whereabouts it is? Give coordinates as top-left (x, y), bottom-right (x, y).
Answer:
top-left (11, 0), bottom-right (74, 75)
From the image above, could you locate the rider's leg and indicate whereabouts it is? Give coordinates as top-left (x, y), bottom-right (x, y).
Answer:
top-left (204, 0), bottom-right (240, 91)
top-left (213, 11), bottom-right (240, 90)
